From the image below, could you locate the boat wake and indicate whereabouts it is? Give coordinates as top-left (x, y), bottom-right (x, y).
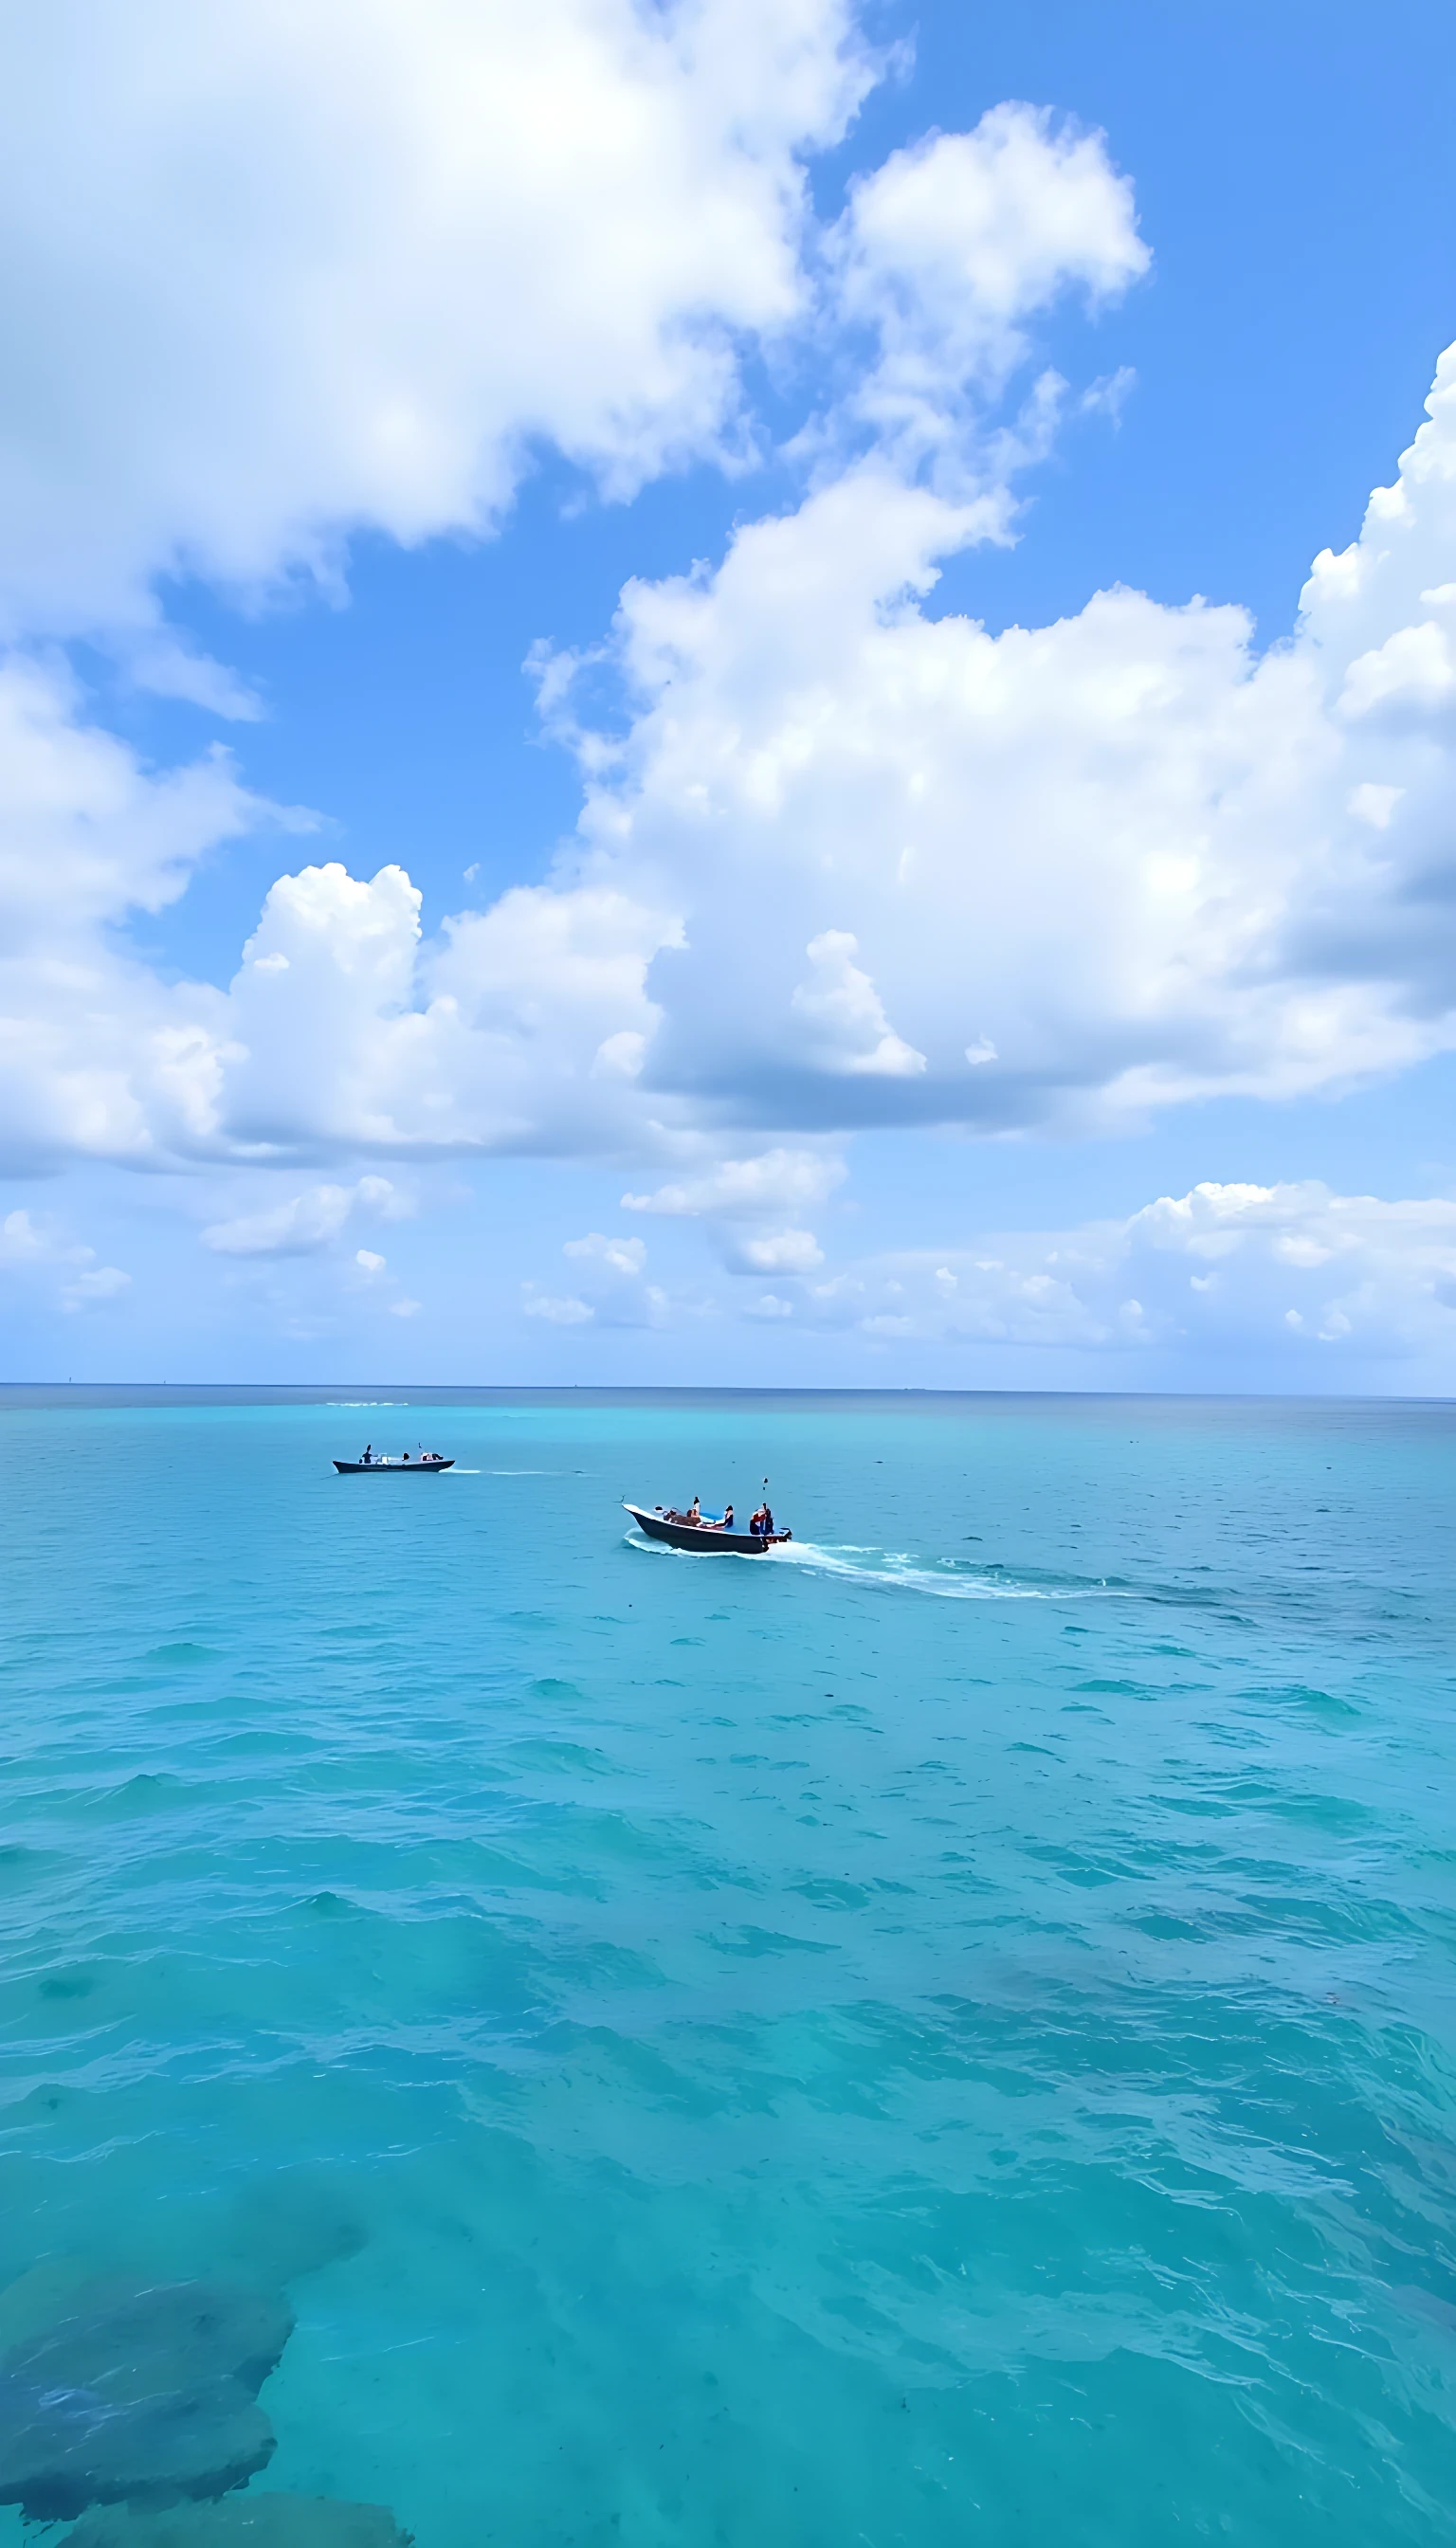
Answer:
top-left (774, 1540), bottom-right (1125, 1601)
top-left (626, 1529), bottom-right (1124, 1602)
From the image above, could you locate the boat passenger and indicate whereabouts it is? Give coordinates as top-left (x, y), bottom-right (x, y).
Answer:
top-left (687, 1496), bottom-right (701, 1526)
top-left (706, 1503), bottom-right (735, 1533)
top-left (362, 1446), bottom-right (373, 1465)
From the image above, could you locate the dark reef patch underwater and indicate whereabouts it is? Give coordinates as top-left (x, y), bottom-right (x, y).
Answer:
top-left (0, 2265), bottom-right (411, 2543)
top-left (0, 2278), bottom-right (289, 2521)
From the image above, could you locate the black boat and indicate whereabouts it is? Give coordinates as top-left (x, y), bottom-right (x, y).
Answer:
top-left (624, 1502), bottom-right (789, 1554)
top-left (334, 1456), bottom-right (454, 1474)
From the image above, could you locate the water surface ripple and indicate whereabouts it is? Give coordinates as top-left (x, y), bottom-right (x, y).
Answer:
top-left (1, 1390), bottom-right (1453, 2545)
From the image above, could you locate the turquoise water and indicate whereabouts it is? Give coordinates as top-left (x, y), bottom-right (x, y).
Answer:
top-left (2, 1388), bottom-right (1454, 2545)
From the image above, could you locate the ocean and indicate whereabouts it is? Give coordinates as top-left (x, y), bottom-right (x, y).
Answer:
top-left (1, 1388), bottom-right (1453, 2546)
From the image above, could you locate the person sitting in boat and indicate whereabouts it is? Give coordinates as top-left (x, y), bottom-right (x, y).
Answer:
top-left (749, 1503), bottom-right (767, 1537)
top-left (703, 1502), bottom-right (734, 1533)
top-left (362, 1445), bottom-right (373, 1465)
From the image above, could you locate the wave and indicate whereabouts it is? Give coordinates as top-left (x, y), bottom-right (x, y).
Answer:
top-left (625, 1528), bottom-right (1124, 1603)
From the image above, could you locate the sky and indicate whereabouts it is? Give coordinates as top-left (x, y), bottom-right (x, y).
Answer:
top-left (4, 0), bottom-right (1456, 1390)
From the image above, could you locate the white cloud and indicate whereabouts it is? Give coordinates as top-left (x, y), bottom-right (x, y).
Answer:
top-left (222, 867), bottom-right (684, 1161)
top-left (201, 1173), bottom-right (406, 1255)
top-left (60, 1264), bottom-right (131, 1313)
top-left (0, 659), bottom-right (267, 947)
top-left (765, 1179), bottom-right (1456, 1367)
top-left (0, 1206), bottom-right (44, 1263)
top-left (202, 1183), bottom-right (354, 1256)
top-left (623, 1148), bottom-right (846, 1217)
top-left (530, 342), bottom-right (1456, 1136)
top-left (523, 1289), bottom-right (594, 1325)
top-left (3, 39), bottom-right (1456, 1231)
top-left (735, 1228), bottom-right (825, 1272)
top-left (1338, 620), bottom-right (1456, 719)
top-left (0, 653), bottom-right (315, 1176)
top-left (0, 0), bottom-right (872, 647)
top-left (13, 314), bottom-right (1456, 1221)
top-left (832, 103), bottom-right (1149, 473)
top-left (565, 1231), bottom-right (646, 1274)
top-left (537, 1225), bottom-right (675, 1329)
top-left (791, 931), bottom-right (925, 1075)
top-left (0, 1202), bottom-right (132, 1313)
top-left (0, 61), bottom-right (1176, 1189)
top-left (1349, 782), bottom-right (1403, 829)
top-left (746, 1292), bottom-right (794, 1320)
top-left (592, 1030), bottom-right (648, 1081)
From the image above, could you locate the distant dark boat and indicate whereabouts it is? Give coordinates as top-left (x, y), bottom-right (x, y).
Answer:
top-left (333, 1457), bottom-right (454, 1474)
top-left (624, 1502), bottom-right (789, 1554)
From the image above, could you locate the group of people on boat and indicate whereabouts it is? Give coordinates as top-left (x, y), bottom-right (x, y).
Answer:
top-left (662, 1495), bottom-right (731, 1531)
top-left (359, 1445), bottom-right (447, 1465)
top-left (660, 1494), bottom-right (783, 1539)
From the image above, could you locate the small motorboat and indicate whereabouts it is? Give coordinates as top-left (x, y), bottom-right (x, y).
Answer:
top-left (334, 1455), bottom-right (454, 1474)
top-left (624, 1502), bottom-right (791, 1554)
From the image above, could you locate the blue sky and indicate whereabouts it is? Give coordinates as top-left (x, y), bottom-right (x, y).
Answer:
top-left (4, 0), bottom-right (1456, 1387)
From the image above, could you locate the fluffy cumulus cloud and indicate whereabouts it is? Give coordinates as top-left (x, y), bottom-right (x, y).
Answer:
top-left (564, 1231), bottom-right (646, 1274)
top-left (523, 1289), bottom-right (595, 1326)
top-left (0, 657), bottom-right (282, 1174)
top-left (525, 1228), bottom-right (668, 1328)
top-left (200, 1174), bottom-right (409, 1256)
top-left (831, 103), bottom-right (1149, 474)
top-left (734, 1228), bottom-right (825, 1274)
top-left (547, 349), bottom-right (1456, 1139)
top-left (0, 0), bottom-right (871, 650)
top-left (771, 1180), bottom-right (1456, 1369)
top-left (621, 1147), bottom-right (845, 1217)
top-left (9, 345), bottom-right (1456, 1194)
top-left (0, 31), bottom-right (1171, 1205)
top-left (0, 1203), bottom-right (130, 1314)
top-left (4, 2), bottom-right (1456, 1370)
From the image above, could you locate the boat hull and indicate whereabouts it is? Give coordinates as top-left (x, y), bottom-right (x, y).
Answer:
top-left (333, 1459), bottom-right (454, 1474)
top-left (625, 1502), bottom-right (781, 1553)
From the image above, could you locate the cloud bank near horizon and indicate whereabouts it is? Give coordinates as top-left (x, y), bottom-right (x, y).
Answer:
top-left (18, 1172), bottom-right (1447, 1376)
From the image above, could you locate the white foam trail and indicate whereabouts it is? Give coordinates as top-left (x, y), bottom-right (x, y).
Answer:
top-left (774, 1541), bottom-right (1119, 1600)
top-left (625, 1530), bottom-right (1120, 1601)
